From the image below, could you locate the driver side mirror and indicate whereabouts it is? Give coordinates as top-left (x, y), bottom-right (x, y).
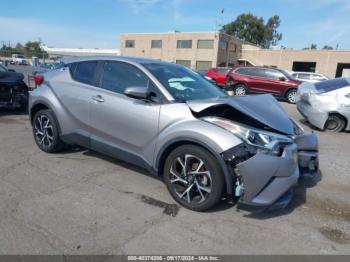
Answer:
top-left (8, 69), bottom-right (15, 72)
top-left (279, 76), bottom-right (287, 81)
top-left (124, 86), bottom-right (149, 100)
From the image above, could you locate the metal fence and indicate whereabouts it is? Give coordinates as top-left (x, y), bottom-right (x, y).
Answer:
top-left (0, 50), bottom-right (56, 66)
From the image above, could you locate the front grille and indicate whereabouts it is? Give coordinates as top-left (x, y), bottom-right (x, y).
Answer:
top-left (0, 87), bottom-right (12, 100)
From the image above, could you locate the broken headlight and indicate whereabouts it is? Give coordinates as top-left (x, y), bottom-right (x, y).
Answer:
top-left (203, 117), bottom-right (293, 155)
top-left (290, 118), bottom-right (304, 136)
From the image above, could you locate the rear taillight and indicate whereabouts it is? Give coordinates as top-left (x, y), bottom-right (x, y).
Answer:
top-left (34, 74), bottom-right (44, 86)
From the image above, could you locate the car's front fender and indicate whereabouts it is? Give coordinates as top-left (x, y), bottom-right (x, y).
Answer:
top-left (154, 114), bottom-right (243, 195)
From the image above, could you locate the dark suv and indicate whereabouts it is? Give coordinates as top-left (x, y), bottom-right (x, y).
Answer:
top-left (226, 66), bottom-right (301, 103)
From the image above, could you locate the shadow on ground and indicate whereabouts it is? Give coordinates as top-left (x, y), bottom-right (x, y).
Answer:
top-left (0, 108), bottom-right (28, 118)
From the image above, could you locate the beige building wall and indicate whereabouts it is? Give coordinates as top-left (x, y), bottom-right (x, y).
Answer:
top-left (217, 33), bottom-right (242, 67)
top-left (241, 46), bottom-right (350, 78)
top-left (120, 32), bottom-right (242, 69)
top-left (120, 31), bottom-right (350, 77)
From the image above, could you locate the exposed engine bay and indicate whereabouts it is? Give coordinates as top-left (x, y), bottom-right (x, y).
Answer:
top-left (0, 68), bottom-right (29, 109)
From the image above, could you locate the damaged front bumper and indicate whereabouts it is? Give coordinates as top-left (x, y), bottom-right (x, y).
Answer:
top-left (0, 84), bottom-right (28, 109)
top-left (231, 132), bottom-right (319, 212)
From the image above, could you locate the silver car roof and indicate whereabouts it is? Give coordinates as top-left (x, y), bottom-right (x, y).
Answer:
top-left (60, 56), bottom-right (174, 66)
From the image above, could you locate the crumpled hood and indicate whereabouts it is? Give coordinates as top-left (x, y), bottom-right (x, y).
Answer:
top-left (0, 71), bottom-right (24, 85)
top-left (187, 94), bottom-right (294, 135)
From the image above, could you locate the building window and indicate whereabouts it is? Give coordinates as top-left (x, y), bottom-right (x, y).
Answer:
top-left (196, 61), bottom-right (212, 70)
top-left (151, 40), bottom-right (162, 48)
top-left (336, 63), bottom-right (350, 77)
top-left (229, 43), bottom-right (237, 52)
top-left (177, 40), bottom-right (192, 49)
top-left (197, 40), bottom-right (214, 49)
top-left (176, 60), bottom-right (191, 68)
top-left (219, 41), bottom-right (228, 50)
top-left (292, 61), bottom-right (316, 72)
top-left (125, 40), bottom-right (135, 48)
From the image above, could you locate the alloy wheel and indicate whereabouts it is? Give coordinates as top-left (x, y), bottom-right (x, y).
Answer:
top-left (34, 114), bottom-right (54, 148)
top-left (169, 154), bottom-right (212, 204)
top-left (235, 86), bottom-right (246, 96)
top-left (287, 91), bottom-right (297, 103)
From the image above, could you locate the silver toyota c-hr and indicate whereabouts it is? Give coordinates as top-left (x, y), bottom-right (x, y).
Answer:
top-left (29, 57), bottom-right (320, 212)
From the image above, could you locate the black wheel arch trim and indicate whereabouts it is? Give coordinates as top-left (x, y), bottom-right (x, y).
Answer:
top-left (30, 100), bottom-right (52, 123)
top-left (30, 101), bottom-right (62, 135)
top-left (325, 111), bottom-right (348, 128)
top-left (155, 137), bottom-right (233, 195)
top-left (283, 88), bottom-right (298, 98)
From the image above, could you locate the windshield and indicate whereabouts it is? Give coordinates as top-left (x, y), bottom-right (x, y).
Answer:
top-left (279, 69), bottom-right (296, 80)
top-left (143, 63), bottom-right (226, 102)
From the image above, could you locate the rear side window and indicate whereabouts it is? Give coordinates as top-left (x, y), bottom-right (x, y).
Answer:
top-left (315, 78), bottom-right (350, 93)
top-left (235, 68), bottom-right (251, 75)
top-left (71, 61), bottom-right (99, 86)
top-left (100, 61), bottom-right (149, 94)
top-left (297, 73), bottom-right (311, 80)
top-left (249, 68), bottom-right (265, 78)
top-left (216, 69), bottom-right (230, 75)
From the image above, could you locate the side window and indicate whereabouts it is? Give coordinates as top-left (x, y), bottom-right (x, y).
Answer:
top-left (250, 68), bottom-right (266, 78)
top-left (264, 69), bottom-right (285, 80)
top-left (68, 63), bottom-right (77, 74)
top-left (236, 68), bottom-right (250, 76)
top-left (217, 69), bottom-right (230, 75)
top-left (312, 74), bottom-right (325, 81)
top-left (297, 73), bottom-right (311, 80)
top-left (100, 62), bottom-right (149, 94)
top-left (71, 61), bottom-right (99, 86)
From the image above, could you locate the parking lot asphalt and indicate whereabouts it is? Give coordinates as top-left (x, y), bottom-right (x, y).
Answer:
top-left (0, 103), bottom-right (349, 255)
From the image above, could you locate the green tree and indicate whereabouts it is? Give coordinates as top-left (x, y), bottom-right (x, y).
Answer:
top-left (263, 15), bottom-right (282, 47)
top-left (323, 45), bottom-right (333, 50)
top-left (222, 13), bottom-right (282, 48)
top-left (14, 43), bottom-right (25, 54)
top-left (303, 44), bottom-right (317, 50)
top-left (19, 41), bottom-right (48, 58)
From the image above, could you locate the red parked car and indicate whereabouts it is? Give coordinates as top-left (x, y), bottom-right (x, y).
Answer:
top-left (206, 67), bottom-right (232, 87)
top-left (226, 66), bottom-right (302, 103)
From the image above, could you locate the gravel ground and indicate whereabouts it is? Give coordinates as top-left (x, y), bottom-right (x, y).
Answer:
top-left (0, 103), bottom-right (349, 255)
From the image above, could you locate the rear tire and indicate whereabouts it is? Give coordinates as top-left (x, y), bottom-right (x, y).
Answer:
top-left (325, 114), bottom-right (346, 133)
top-left (286, 89), bottom-right (297, 104)
top-left (234, 84), bottom-right (247, 96)
top-left (32, 109), bottom-right (65, 153)
top-left (164, 145), bottom-right (224, 212)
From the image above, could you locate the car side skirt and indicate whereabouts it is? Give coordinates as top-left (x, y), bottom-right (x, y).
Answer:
top-left (61, 131), bottom-right (154, 173)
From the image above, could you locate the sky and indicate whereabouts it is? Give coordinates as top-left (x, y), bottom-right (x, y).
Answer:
top-left (1, 0), bottom-right (350, 50)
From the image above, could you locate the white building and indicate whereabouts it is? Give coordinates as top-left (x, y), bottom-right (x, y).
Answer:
top-left (41, 44), bottom-right (120, 57)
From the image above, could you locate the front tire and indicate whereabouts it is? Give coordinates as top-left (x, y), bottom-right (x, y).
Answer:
top-left (164, 145), bottom-right (224, 211)
top-left (32, 109), bottom-right (65, 153)
top-left (325, 114), bottom-right (346, 133)
top-left (234, 84), bottom-right (247, 96)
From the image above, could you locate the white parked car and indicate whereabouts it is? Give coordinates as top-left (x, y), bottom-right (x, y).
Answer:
top-left (296, 78), bottom-right (350, 132)
top-left (291, 72), bottom-right (329, 83)
top-left (11, 54), bottom-right (28, 65)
